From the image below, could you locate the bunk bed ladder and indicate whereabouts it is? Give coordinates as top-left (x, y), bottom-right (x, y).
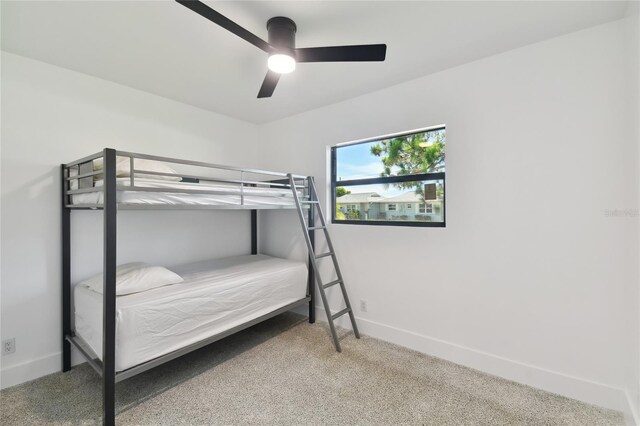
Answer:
top-left (288, 174), bottom-right (360, 352)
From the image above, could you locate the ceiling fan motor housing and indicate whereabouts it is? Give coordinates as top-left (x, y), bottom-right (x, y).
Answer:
top-left (267, 17), bottom-right (297, 54)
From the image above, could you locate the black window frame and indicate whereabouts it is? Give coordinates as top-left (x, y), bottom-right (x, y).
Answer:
top-left (331, 127), bottom-right (446, 228)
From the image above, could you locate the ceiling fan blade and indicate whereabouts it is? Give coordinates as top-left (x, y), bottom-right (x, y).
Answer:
top-left (295, 44), bottom-right (386, 63)
top-left (175, 0), bottom-right (274, 53)
top-left (257, 70), bottom-right (281, 98)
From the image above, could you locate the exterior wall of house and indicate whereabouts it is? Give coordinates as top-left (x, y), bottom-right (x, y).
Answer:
top-left (368, 203), bottom-right (384, 220)
top-left (336, 200), bottom-right (444, 222)
top-left (382, 201), bottom-right (444, 222)
top-left (337, 202), bottom-right (368, 219)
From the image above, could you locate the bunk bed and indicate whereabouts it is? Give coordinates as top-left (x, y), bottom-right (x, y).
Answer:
top-left (61, 149), bottom-right (318, 425)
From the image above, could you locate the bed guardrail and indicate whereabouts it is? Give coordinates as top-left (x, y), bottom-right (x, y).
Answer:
top-left (62, 149), bottom-right (310, 210)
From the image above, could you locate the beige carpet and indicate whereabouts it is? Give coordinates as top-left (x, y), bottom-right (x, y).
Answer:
top-left (0, 313), bottom-right (624, 425)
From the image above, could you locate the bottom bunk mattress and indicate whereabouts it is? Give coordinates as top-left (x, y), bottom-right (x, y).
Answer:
top-left (74, 254), bottom-right (308, 372)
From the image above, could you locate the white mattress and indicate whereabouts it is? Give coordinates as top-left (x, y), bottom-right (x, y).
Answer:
top-left (74, 254), bottom-right (308, 372)
top-left (71, 178), bottom-right (298, 207)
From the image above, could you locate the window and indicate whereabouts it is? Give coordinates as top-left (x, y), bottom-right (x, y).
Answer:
top-left (332, 127), bottom-right (445, 227)
top-left (418, 203), bottom-right (436, 214)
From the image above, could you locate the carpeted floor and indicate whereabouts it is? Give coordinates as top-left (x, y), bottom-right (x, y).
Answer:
top-left (0, 313), bottom-right (624, 425)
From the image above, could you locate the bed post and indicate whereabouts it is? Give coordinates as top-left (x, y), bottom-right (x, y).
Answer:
top-left (251, 210), bottom-right (258, 255)
top-left (61, 164), bottom-right (72, 372)
top-left (103, 148), bottom-right (117, 426)
top-left (307, 177), bottom-right (316, 324)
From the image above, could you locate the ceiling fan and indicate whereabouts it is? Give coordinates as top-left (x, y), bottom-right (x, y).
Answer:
top-left (175, 0), bottom-right (387, 98)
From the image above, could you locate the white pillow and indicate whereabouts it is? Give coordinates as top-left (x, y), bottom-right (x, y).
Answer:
top-left (93, 156), bottom-right (181, 182)
top-left (80, 263), bottom-right (184, 296)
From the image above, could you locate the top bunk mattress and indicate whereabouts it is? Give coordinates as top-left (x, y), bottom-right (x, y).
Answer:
top-left (74, 254), bottom-right (308, 372)
top-left (71, 178), bottom-right (299, 207)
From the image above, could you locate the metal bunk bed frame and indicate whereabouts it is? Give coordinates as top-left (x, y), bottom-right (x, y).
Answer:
top-left (61, 148), bottom-right (316, 425)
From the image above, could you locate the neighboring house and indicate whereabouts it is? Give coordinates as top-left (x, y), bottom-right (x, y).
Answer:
top-left (335, 192), bottom-right (382, 219)
top-left (336, 191), bottom-right (444, 222)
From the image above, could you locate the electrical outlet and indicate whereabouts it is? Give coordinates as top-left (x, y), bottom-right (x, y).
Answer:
top-left (2, 338), bottom-right (15, 355)
top-left (360, 300), bottom-right (368, 312)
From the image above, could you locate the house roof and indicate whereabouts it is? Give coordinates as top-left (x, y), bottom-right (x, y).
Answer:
top-left (337, 191), bottom-right (442, 204)
top-left (336, 192), bottom-right (381, 203)
top-left (370, 192), bottom-right (424, 203)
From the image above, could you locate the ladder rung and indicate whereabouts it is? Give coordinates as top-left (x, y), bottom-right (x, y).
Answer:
top-left (315, 252), bottom-right (334, 259)
top-left (322, 279), bottom-right (342, 289)
top-left (300, 200), bottom-right (319, 204)
top-left (308, 226), bottom-right (326, 231)
top-left (331, 308), bottom-right (351, 320)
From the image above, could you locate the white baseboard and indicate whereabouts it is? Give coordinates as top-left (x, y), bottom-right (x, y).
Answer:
top-left (313, 306), bottom-right (638, 425)
top-left (3, 309), bottom-right (638, 425)
top-left (0, 349), bottom-right (89, 390)
top-left (1, 352), bottom-right (60, 390)
top-left (625, 390), bottom-right (640, 426)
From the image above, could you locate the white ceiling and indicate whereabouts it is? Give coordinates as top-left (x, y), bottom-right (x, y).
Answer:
top-left (1, 1), bottom-right (629, 123)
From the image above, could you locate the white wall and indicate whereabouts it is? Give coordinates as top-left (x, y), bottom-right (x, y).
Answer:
top-left (627, 1), bottom-right (640, 421)
top-left (257, 19), bottom-right (639, 420)
top-left (0, 52), bottom-right (259, 388)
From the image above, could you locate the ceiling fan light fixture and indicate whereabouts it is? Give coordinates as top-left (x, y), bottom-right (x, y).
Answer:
top-left (268, 53), bottom-right (296, 74)
top-left (174, 1), bottom-right (386, 97)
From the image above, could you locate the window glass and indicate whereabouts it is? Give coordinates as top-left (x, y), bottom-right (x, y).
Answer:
top-left (332, 127), bottom-right (445, 227)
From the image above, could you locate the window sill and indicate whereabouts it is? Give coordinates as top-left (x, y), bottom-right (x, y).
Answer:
top-left (331, 220), bottom-right (446, 228)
